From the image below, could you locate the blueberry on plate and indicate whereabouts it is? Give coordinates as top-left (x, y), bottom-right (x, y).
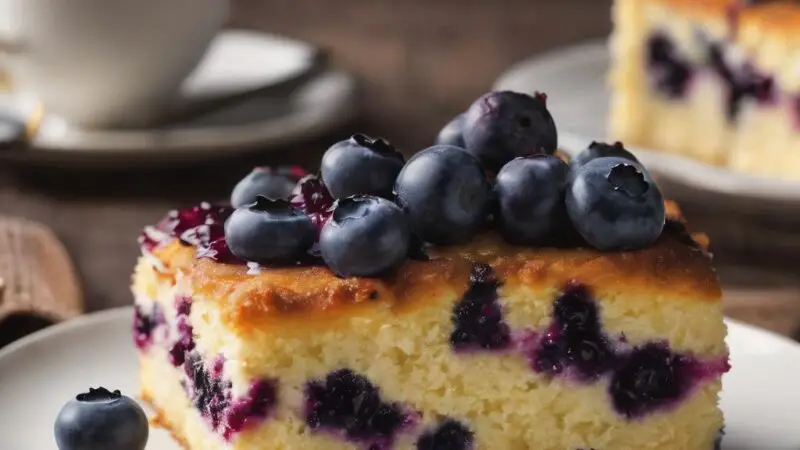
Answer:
top-left (435, 113), bottom-right (467, 148)
top-left (230, 165), bottom-right (308, 208)
top-left (572, 141), bottom-right (639, 168)
top-left (462, 91), bottom-right (558, 172)
top-left (394, 145), bottom-right (492, 245)
top-left (320, 133), bottom-right (406, 199)
top-left (319, 195), bottom-right (410, 277)
top-left (565, 157), bottom-right (665, 250)
top-left (54, 387), bottom-right (148, 450)
top-left (225, 196), bottom-right (315, 263)
top-left (494, 155), bottom-right (570, 245)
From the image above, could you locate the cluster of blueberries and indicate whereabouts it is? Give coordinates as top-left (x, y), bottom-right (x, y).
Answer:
top-left (224, 90), bottom-right (666, 277)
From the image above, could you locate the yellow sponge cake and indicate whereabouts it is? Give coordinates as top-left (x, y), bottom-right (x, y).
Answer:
top-left (134, 92), bottom-right (729, 450)
top-left (610, 0), bottom-right (800, 179)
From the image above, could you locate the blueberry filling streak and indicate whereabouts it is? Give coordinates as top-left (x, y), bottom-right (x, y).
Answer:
top-left (529, 283), bottom-right (728, 416)
top-left (169, 296), bottom-right (195, 366)
top-left (224, 379), bottom-right (278, 440)
top-left (532, 283), bottom-right (615, 380)
top-left (646, 34), bottom-right (693, 98)
top-left (449, 269), bottom-right (729, 418)
top-left (450, 263), bottom-right (512, 351)
top-left (646, 32), bottom-right (776, 122)
top-left (304, 369), bottom-right (416, 449)
top-left (132, 303), bottom-right (165, 350)
top-left (416, 419), bottom-right (474, 450)
top-left (183, 352), bottom-right (277, 441)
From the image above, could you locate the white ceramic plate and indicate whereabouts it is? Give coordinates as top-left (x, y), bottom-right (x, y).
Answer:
top-left (493, 40), bottom-right (800, 214)
top-left (0, 307), bottom-right (798, 449)
top-left (0, 31), bottom-right (359, 167)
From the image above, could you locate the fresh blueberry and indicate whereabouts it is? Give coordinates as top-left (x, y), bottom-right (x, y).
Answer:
top-left (435, 113), bottom-right (466, 148)
top-left (224, 196), bottom-right (315, 263)
top-left (320, 133), bottom-right (406, 199)
top-left (494, 155), bottom-right (570, 245)
top-left (319, 195), bottom-right (410, 277)
top-left (610, 343), bottom-right (686, 418)
top-left (565, 157), bottom-right (665, 250)
top-left (394, 145), bottom-right (491, 245)
top-left (230, 166), bottom-right (308, 208)
top-left (572, 141), bottom-right (639, 168)
top-left (54, 387), bottom-right (148, 450)
top-left (462, 91), bottom-right (558, 172)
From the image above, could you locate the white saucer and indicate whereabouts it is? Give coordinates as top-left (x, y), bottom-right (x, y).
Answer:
top-left (0, 30), bottom-right (359, 167)
top-left (0, 307), bottom-right (799, 449)
top-left (493, 40), bottom-right (800, 216)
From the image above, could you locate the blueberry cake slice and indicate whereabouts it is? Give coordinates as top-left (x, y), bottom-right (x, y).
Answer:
top-left (610, 0), bottom-right (800, 179)
top-left (134, 91), bottom-right (729, 450)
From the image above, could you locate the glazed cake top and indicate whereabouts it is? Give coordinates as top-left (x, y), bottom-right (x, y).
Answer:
top-left (140, 200), bottom-right (719, 331)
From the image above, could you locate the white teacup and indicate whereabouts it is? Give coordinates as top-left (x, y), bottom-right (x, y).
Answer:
top-left (0, 0), bottom-right (229, 128)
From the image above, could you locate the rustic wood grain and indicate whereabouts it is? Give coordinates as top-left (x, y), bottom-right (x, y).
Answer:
top-left (0, 217), bottom-right (82, 345)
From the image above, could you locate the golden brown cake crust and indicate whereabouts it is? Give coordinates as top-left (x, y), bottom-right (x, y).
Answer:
top-left (144, 201), bottom-right (720, 335)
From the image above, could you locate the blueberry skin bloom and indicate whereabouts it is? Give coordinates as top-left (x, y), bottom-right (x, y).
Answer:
top-left (565, 157), bottom-right (665, 251)
top-left (320, 195), bottom-right (411, 277)
top-left (572, 141), bottom-right (639, 168)
top-left (435, 113), bottom-right (467, 148)
top-left (320, 133), bottom-right (406, 199)
top-left (394, 145), bottom-right (492, 245)
top-left (494, 155), bottom-right (570, 246)
top-left (54, 387), bottom-right (148, 450)
top-left (225, 196), bottom-right (316, 263)
top-left (462, 91), bottom-right (558, 172)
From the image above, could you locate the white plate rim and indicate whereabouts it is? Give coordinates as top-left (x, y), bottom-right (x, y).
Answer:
top-left (492, 39), bottom-right (800, 205)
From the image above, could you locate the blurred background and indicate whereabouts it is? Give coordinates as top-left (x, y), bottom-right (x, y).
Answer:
top-left (1, 0), bottom-right (799, 346)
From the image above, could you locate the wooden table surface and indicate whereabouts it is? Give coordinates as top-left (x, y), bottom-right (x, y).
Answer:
top-left (1, 0), bottom-right (799, 324)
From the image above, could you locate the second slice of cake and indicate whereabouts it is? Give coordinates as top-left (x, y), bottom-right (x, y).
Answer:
top-left (610, 0), bottom-right (800, 179)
